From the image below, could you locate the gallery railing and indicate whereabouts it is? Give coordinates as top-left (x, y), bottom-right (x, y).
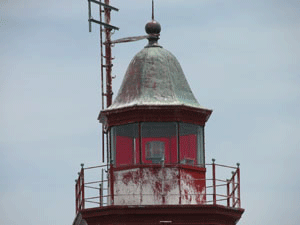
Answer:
top-left (75, 159), bottom-right (241, 214)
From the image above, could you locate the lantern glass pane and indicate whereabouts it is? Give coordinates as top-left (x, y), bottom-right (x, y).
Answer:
top-left (110, 123), bottom-right (139, 167)
top-left (141, 122), bottom-right (178, 164)
top-left (179, 123), bottom-right (204, 166)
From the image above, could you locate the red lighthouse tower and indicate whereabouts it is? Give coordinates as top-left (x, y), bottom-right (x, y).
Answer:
top-left (73, 6), bottom-right (244, 225)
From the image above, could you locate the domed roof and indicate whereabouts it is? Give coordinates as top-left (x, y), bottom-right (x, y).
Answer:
top-left (106, 46), bottom-right (207, 111)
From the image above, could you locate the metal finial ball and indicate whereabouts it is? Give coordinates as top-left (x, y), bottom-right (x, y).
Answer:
top-left (212, 158), bottom-right (216, 163)
top-left (81, 163), bottom-right (84, 168)
top-left (145, 20), bottom-right (161, 34)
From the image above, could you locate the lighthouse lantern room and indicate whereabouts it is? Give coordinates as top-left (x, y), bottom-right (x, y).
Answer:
top-left (73, 2), bottom-right (244, 225)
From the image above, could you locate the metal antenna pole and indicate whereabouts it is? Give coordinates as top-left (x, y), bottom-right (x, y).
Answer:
top-left (88, 0), bottom-right (119, 109)
top-left (104, 0), bottom-right (113, 108)
top-left (152, 0), bottom-right (154, 20)
top-left (99, 1), bottom-right (104, 110)
top-left (87, 0), bottom-right (119, 163)
top-left (87, 1), bottom-right (154, 164)
top-left (99, 0), bottom-right (105, 163)
top-left (88, 0), bottom-right (150, 109)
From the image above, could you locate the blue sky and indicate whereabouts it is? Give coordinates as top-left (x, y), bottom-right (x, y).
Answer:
top-left (1, 0), bottom-right (300, 224)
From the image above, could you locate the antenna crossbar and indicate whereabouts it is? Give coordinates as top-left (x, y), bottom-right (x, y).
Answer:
top-left (89, 18), bottom-right (119, 30)
top-left (89, 0), bottom-right (119, 11)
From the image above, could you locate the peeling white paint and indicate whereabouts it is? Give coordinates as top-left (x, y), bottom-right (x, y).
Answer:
top-left (112, 167), bottom-right (206, 205)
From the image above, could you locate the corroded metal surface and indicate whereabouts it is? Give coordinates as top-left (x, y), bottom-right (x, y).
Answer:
top-left (105, 46), bottom-right (209, 111)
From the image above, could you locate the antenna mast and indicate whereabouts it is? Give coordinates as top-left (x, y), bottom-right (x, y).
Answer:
top-left (88, 0), bottom-right (119, 162)
top-left (103, 0), bottom-right (113, 108)
top-left (88, 0), bottom-right (119, 109)
top-left (87, 1), bottom-right (152, 162)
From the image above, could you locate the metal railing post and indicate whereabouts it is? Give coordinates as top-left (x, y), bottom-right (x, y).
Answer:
top-left (237, 163), bottom-right (241, 208)
top-left (178, 169), bottom-right (181, 205)
top-left (110, 163), bottom-right (114, 205)
top-left (99, 183), bottom-right (103, 207)
top-left (77, 172), bottom-right (81, 210)
top-left (226, 179), bottom-right (230, 207)
top-left (101, 168), bottom-right (104, 206)
top-left (231, 171), bottom-right (235, 207)
top-left (161, 155), bottom-right (166, 205)
top-left (212, 159), bottom-right (216, 205)
top-left (81, 163), bottom-right (85, 209)
top-left (75, 179), bottom-right (78, 213)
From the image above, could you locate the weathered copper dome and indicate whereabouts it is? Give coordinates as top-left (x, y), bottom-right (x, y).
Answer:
top-left (99, 20), bottom-right (212, 127)
top-left (106, 46), bottom-right (207, 111)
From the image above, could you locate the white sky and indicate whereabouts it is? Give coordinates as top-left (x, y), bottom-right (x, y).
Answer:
top-left (1, 0), bottom-right (300, 224)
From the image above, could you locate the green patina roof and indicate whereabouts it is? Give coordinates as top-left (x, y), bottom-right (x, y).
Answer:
top-left (106, 45), bottom-right (208, 111)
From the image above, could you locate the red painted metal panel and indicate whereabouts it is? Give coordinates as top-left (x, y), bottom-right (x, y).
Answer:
top-left (116, 136), bottom-right (133, 166)
top-left (179, 134), bottom-right (197, 165)
top-left (170, 136), bottom-right (177, 164)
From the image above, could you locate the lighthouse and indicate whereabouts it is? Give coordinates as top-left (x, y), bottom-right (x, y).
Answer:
top-left (73, 4), bottom-right (244, 225)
